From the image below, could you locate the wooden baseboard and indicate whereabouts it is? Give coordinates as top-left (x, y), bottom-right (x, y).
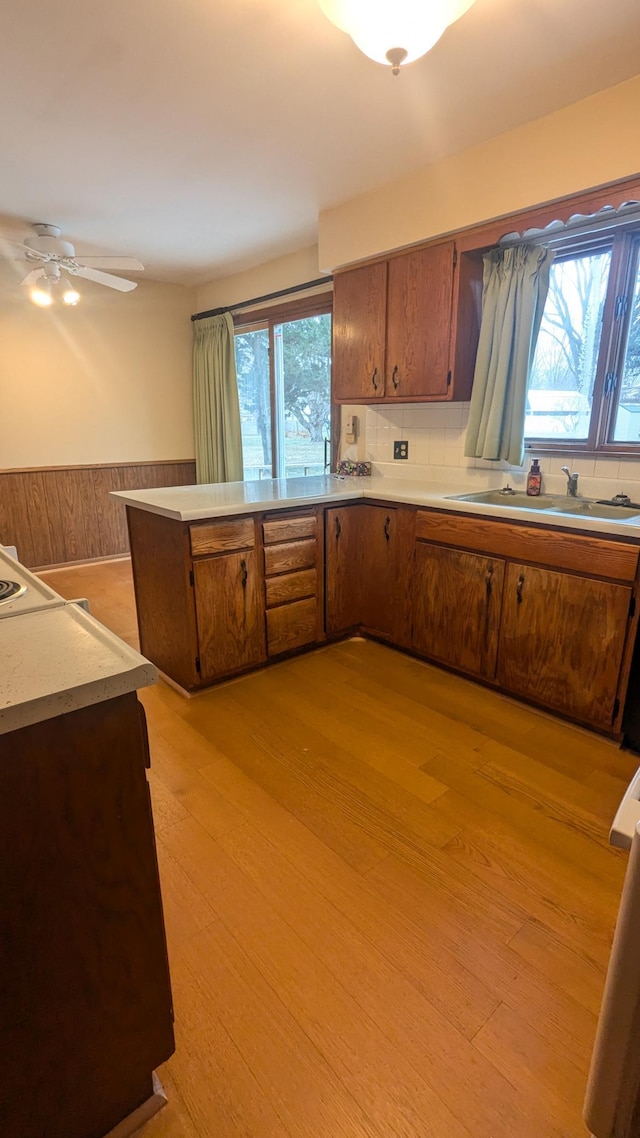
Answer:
top-left (33, 554), bottom-right (132, 573)
top-left (102, 1073), bottom-right (167, 1138)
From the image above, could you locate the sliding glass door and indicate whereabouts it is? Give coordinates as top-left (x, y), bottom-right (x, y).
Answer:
top-left (234, 298), bottom-right (332, 480)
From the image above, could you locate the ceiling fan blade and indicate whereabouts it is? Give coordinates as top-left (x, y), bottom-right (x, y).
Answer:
top-left (20, 268), bottom-right (44, 286)
top-left (75, 257), bottom-right (144, 270)
top-left (0, 237), bottom-right (47, 261)
top-left (72, 266), bottom-right (138, 292)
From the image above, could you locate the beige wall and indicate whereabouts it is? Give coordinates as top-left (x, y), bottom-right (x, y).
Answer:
top-left (195, 246), bottom-right (330, 313)
top-left (319, 74), bottom-right (640, 270)
top-left (0, 272), bottom-right (196, 469)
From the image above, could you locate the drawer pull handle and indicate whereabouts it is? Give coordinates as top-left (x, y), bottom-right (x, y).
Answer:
top-left (392, 365), bottom-right (399, 390)
top-left (371, 368), bottom-right (379, 392)
top-left (384, 516), bottom-right (391, 543)
top-left (240, 559), bottom-right (248, 588)
top-left (335, 516), bottom-right (342, 539)
top-left (516, 573), bottom-right (525, 604)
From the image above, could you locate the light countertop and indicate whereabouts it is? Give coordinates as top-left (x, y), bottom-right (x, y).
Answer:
top-left (111, 475), bottom-right (359, 520)
top-left (0, 602), bottom-right (157, 736)
top-left (111, 474), bottom-right (640, 540)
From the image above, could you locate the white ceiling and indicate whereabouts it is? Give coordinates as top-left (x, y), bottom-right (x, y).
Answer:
top-left (1, 0), bottom-right (639, 286)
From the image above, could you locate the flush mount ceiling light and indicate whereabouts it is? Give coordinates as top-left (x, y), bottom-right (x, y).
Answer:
top-left (318, 0), bottom-right (476, 73)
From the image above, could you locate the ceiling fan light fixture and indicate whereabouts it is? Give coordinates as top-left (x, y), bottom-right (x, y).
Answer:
top-left (62, 280), bottom-right (81, 306)
top-left (30, 280), bottom-right (53, 307)
top-left (318, 0), bottom-right (475, 72)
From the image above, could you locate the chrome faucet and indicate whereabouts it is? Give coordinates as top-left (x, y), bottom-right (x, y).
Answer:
top-left (561, 466), bottom-right (579, 497)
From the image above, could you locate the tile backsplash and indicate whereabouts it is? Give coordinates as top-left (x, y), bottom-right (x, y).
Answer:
top-left (339, 403), bottom-right (640, 501)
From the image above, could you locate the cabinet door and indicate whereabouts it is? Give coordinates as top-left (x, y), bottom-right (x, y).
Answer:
top-left (498, 563), bottom-right (632, 728)
top-left (386, 243), bottom-right (454, 398)
top-left (325, 506), bottom-right (361, 634)
top-left (360, 506), bottom-right (397, 639)
top-left (332, 262), bottom-right (387, 401)
top-left (412, 543), bottom-right (504, 679)
top-left (194, 550), bottom-right (266, 679)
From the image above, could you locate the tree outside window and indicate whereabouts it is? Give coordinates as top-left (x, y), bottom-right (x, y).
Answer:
top-left (234, 296), bottom-right (333, 479)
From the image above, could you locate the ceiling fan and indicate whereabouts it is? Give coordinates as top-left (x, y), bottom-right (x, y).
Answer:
top-left (0, 223), bottom-right (144, 305)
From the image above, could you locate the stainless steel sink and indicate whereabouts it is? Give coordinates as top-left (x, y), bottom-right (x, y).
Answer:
top-left (447, 490), bottom-right (561, 510)
top-left (446, 488), bottom-right (640, 522)
top-left (552, 500), bottom-right (640, 520)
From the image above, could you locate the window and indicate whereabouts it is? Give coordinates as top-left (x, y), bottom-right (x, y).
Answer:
top-left (234, 295), bottom-right (333, 480)
top-left (525, 227), bottom-right (640, 453)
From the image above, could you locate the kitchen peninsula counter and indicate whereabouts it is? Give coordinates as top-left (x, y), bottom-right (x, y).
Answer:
top-left (112, 473), bottom-right (640, 540)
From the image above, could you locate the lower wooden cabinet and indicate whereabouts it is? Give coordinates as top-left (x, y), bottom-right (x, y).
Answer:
top-left (325, 505), bottom-right (362, 635)
top-left (0, 693), bottom-right (174, 1138)
top-left (127, 499), bottom-right (639, 732)
top-left (411, 514), bottom-right (638, 732)
top-left (498, 562), bottom-right (632, 728)
top-left (194, 549), bottom-right (266, 679)
top-left (413, 544), bottom-right (504, 679)
top-left (325, 503), bottom-right (408, 640)
top-left (263, 508), bottom-right (324, 659)
top-left (267, 597), bottom-right (318, 656)
top-left (359, 505), bottom-right (398, 639)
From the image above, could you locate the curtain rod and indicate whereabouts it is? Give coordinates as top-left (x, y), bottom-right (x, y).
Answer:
top-left (191, 276), bottom-right (333, 321)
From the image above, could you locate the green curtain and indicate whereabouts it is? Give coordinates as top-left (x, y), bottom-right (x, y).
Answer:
top-left (193, 313), bottom-right (244, 484)
top-left (465, 245), bottom-right (555, 467)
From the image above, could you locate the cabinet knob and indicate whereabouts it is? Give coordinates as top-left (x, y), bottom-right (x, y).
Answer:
top-left (240, 559), bottom-right (248, 588)
top-left (384, 516), bottom-right (391, 543)
top-left (392, 365), bottom-right (399, 390)
top-left (516, 573), bottom-right (525, 604)
top-left (371, 368), bottom-right (379, 392)
top-left (335, 516), bottom-right (342, 539)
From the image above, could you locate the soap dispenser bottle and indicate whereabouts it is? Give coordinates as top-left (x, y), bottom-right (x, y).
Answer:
top-left (527, 458), bottom-right (542, 496)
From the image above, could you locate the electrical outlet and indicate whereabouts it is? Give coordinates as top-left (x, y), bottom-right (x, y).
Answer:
top-left (393, 440), bottom-right (409, 460)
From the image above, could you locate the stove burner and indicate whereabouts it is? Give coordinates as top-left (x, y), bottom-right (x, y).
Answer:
top-left (0, 580), bottom-right (27, 604)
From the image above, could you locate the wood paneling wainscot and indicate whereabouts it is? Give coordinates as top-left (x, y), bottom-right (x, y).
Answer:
top-left (0, 460), bottom-right (196, 569)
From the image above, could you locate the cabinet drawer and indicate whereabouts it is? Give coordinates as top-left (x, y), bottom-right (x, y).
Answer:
top-left (265, 568), bottom-right (317, 608)
top-left (263, 514), bottom-right (317, 544)
top-left (267, 598), bottom-right (317, 656)
top-left (190, 518), bottom-right (255, 557)
top-left (264, 538), bottom-right (316, 576)
top-left (415, 510), bottom-right (639, 582)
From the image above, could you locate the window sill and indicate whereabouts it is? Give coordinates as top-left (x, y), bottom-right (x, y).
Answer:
top-left (525, 444), bottom-right (640, 458)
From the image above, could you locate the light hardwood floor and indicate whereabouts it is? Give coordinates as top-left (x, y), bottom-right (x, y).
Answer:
top-left (41, 558), bottom-right (639, 1138)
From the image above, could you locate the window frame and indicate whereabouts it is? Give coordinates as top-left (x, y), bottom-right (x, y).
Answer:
top-left (233, 291), bottom-right (336, 480)
top-left (524, 222), bottom-right (640, 456)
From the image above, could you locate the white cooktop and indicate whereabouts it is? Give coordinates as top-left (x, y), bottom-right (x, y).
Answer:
top-left (0, 546), bottom-right (66, 620)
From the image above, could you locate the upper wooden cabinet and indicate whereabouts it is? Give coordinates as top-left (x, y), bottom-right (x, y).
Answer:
top-left (332, 241), bottom-right (470, 404)
top-left (386, 244), bottom-right (454, 399)
top-left (332, 262), bottom-right (387, 401)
